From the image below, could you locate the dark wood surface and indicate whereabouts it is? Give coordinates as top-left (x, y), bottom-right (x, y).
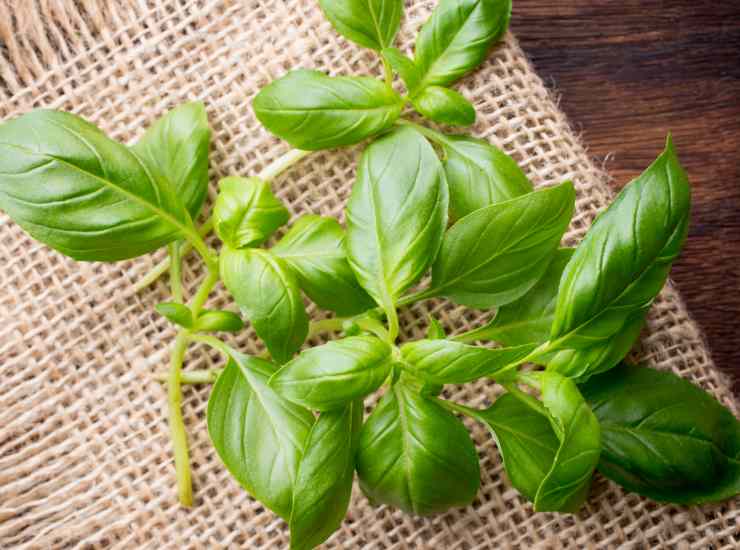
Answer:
top-left (511, 1), bottom-right (740, 392)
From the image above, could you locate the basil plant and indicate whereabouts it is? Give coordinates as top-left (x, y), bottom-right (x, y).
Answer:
top-left (0, 1), bottom-right (737, 549)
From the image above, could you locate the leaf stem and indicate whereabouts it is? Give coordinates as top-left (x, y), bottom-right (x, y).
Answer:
top-left (134, 149), bottom-right (311, 291)
top-left (383, 56), bottom-right (393, 88)
top-left (156, 368), bottom-right (223, 384)
top-left (168, 241), bottom-right (183, 303)
top-left (189, 267), bottom-right (219, 316)
top-left (189, 332), bottom-right (235, 358)
top-left (356, 316), bottom-right (390, 342)
top-left (168, 330), bottom-right (192, 507)
top-left (306, 317), bottom-right (347, 338)
top-left (396, 287), bottom-right (438, 307)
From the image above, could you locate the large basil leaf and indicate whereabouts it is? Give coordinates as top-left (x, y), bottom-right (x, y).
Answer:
top-left (318, 0), bottom-right (402, 51)
top-left (429, 182), bottom-right (575, 309)
top-left (550, 138), bottom-right (691, 362)
top-left (289, 400), bottom-right (363, 550)
top-left (213, 176), bottom-right (289, 249)
top-left (207, 354), bottom-right (315, 520)
top-left (458, 249), bottom-right (573, 346)
top-left (472, 393), bottom-right (559, 502)
top-left (130, 101), bottom-right (210, 220)
top-left (270, 336), bottom-right (392, 411)
top-left (253, 70), bottom-right (403, 150)
top-left (0, 109), bottom-right (198, 261)
top-left (401, 339), bottom-right (536, 384)
top-left (581, 363), bottom-right (740, 505)
top-left (220, 247), bottom-right (308, 363)
top-left (534, 372), bottom-right (601, 512)
top-left (356, 382), bottom-right (480, 515)
top-left (414, 0), bottom-right (511, 89)
top-left (345, 126), bottom-right (448, 334)
top-left (411, 86), bottom-right (475, 127)
top-left (441, 135), bottom-right (532, 220)
top-left (272, 215), bottom-right (374, 316)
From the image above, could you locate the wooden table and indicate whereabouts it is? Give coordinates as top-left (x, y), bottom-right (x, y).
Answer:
top-left (512, 1), bottom-right (740, 392)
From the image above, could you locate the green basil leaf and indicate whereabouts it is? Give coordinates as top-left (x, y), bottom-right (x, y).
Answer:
top-left (440, 135), bottom-right (532, 219)
top-left (401, 339), bottom-right (536, 384)
top-left (429, 182), bottom-right (575, 309)
top-left (221, 247), bottom-right (308, 363)
top-left (0, 109), bottom-right (197, 261)
top-left (550, 137), bottom-right (691, 361)
top-left (253, 70), bottom-right (404, 150)
top-left (460, 248), bottom-right (574, 346)
top-left (213, 176), bottom-right (289, 249)
top-left (193, 310), bottom-right (244, 333)
top-left (473, 393), bottom-right (559, 502)
top-left (289, 400), bottom-right (363, 550)
top-left (272, 215), bottom-right (374, 316)
top-left (426, 315), bottom-right (446, 339)
top-left (346, 126), bottom-right (448, 330)
top-left (207, 354), bottom-right (315, 520)
top-left (412, 86), bottom-right (475, 126)
top-left (414, 0), bottom-right (511, 89)
top-left (356, 382), bottom-right (480, 515)
top-left (534, 372), bottom-right (601, 512)
top-left (382, 47), bottom-right (421, 92)
top-left (581, 363), bottom-right (740, 505)
top-left (318, 0), bottom-right (402, 51)
top-left (270, 336), bottom-right (392, 411)
top-left (155, 302), bottom-right (193, 329)
top-left (130, 101), bottom-right (210, 220)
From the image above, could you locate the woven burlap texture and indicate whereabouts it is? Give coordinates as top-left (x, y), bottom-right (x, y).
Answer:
top-left (0, 1), bottom-right (737, 548)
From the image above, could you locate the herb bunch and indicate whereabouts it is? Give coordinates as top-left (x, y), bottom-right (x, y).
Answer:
top-left (0, 1), bottom-right (737, 549)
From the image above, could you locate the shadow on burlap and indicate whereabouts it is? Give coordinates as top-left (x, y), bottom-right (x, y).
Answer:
top-left (0, 1), bottom-right (737, 548)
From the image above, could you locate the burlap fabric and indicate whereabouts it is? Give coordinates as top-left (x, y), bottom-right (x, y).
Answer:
top-left (0, 1), bottom-right (737, 548)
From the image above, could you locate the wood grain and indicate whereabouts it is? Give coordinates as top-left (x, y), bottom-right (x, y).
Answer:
top-left (511, 0), bottom-right (740, 392)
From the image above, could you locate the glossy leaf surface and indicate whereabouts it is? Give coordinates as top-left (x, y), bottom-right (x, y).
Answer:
top-left (289, 401), bottom-right (363, 550)
top-left (213, 176), bottom-right (289, 249)
top-left (581, 364), bottom-right (740, 504)
top-left (412, 86), bottom-right (475, 126)
top-left (271, 336), bottom-right (392, 411)
top-left (414, 0), bottom-right (511, 88)
top-left (272, 215), bottom-right (374, 316)
top-left (356, 382), bottom-right (480, 515)
top-left (221, 247), bottom-right (308, 363)
top-left (382, 47), bottom-right (422, 92)
top-left (207, 354), bottom-right (315, 520)
top-left (430, 182), bottom-right (575, 309)
top-left (193, 310), bottom-right (244, 333)
top-left (318, 0), bottom-right (402, 50)
top-left (253, 70), bottom-right (403, 150)
top-left (401, 339), bottom-right (536, 384)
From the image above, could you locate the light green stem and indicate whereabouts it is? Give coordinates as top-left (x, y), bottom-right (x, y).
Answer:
top-left (307, 317), bottom-right (347, 339)
top-left (396, 287), bottom-right (439, 308)
top-left (134, 149), bottom-right (311, 292)
top-left (157, 368), bottom-right (223, 384)
top-left (168, 331), bottom-right (192, 507)
top-left (356, 316), bottom-right (391, 342)
top-left (168, 241), bottom-right (183, 303)
top-left (189, 268), bottom-right (219, 316)
top-left (383, 56), bottom-right (393, 88)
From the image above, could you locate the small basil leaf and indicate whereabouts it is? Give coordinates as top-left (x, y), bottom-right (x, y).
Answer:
top-left (461, 248), bottom-right (574, 347)
top-left (272, 215), bottom-right (374, 316)
top-left (550, 137), bottom-right (691, 362)
top-left (414, 0), bottom-right (511, 89)
top-left (534, 372), bottom-right (601, 512)
top-left (289, 400), bottom-right (363, 550)
top-left (346, 126), bottom-right (448, 329)
top-left (401, 339), bottom-right (536, 384)
top-left (382, 47), bottom-right (422, 92)
top-left (131, 101), bottom-right (210, 220)
top-left (207, 354), bottom-right (315, 520)
top-left (220, 247), bottom-right (308, 363)
top-left (193, 310), bottom-right (244, 333)
top-left (441, 135), bottom-right (532, 219)
top-left (429, 182), bottom-right (575, 309)
top-left (412, 86), bottom-right (475, 126)
top-left (473, 393), bottom-right (559, 502)
top-left (426, 316), bottom-right (446, 339)
top-left (581, 363), bottom-right (740, 505)
top-left (0, 110), bottom-right (195, 261)
top-left (213, 176), bottom-right (289, 249)
top-left (318, 0), bottom-right (402, 51)
top-left (356, 382), bottom-right (480, 515)
top-left (253, 70), bottom-right (404, 150)
top-left (155, 302), bottom-right (193, 329)
top-left (270, 336), bottom-right (392, 411)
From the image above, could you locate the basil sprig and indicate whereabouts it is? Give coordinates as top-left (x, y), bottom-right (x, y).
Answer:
top-left (0, 2), bottom-right (736, 549)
